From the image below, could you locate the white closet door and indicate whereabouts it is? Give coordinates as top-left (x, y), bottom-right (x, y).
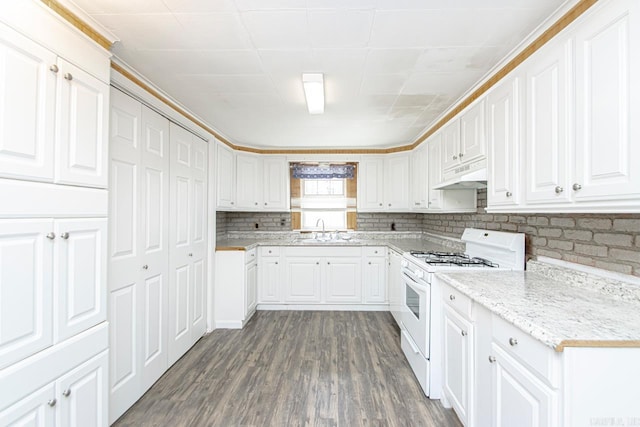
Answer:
top-left (139, 106), bottom-right (170, 392)
top-left (168, 123), bottom-right (194, 366)
top-left (0, 23), bottom-right (56, 182)
top-left (55, 218), bottom-right (107, 343)
top-left (190, 137), bottom-right (207, 341)
top-left (55, 58), bottom-right (109, 188)
top-left (0, 220), bottom-right (53, 370)
top-left (107, 89), bottom-right (141, 422)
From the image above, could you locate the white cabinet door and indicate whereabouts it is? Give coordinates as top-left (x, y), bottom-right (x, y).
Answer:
top-left (284, 257), bottom-right (321, 303)
top-left (57, 351), bottom-right (108, 427)
top-left (428, 134), bottom-right (444, 210)
top-left (263, 156), bottom-right (289, 211)
top-left (410, 145), bottom-right (428, 211)
top-left (524, 38), bottom-right (572, 204)
top-left (55, 58), bottom-right (108, 188)
top-left (216, 143), bottom-right (235, 209)
top-left (487, 75), bottom-right (522, 207)
top-left (357, 157), bottom-right (385, 211)
top-left (324, 257), bottom-right (362, 303)
top-left (236, 153), bottom-right (261, 209)
top-left (0, 23), bottom-right (56, 182)
top-left (139, 106), bottom-right (170, 392)
top-left (55, 218), bottom-right (107, 343)
top-left (385, 154), bottom-right (410, 211)
top-left (441, 119), bottom-right (460, 171)
top-left (573, 0), bottom-right (640, 202)
top-left (388, 251), bottom-right (403, 326)
top-left (491, 344), bottom-right (557, 427)
top-left (0, 220), bottom-right (53, 370)
top-left (460, 99), bottom-right (486, 163)
top-left (363, 256), bottom-right (386, 303)
top-left (245, 261), bottom-right (257, 315)
top-left (0, 383), bottom-right (55, 426)
top-left (259, 258), bottom-right (282, 303)
top-left (443, 305), bottom-right (473, 426)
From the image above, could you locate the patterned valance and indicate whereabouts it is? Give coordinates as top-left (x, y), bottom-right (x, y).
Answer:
top-left (292, 164), bottom-right (355, 179)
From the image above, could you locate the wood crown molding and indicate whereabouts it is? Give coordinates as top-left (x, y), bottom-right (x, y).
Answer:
top-left (49, 0), bottom-right (597, 155)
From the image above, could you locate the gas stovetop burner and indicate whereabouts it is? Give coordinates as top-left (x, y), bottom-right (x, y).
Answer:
top-left (409, 251), bottom-right (499, 268)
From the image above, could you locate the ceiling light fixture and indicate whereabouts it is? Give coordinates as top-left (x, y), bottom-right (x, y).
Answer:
top-left (302, 73), bottom-right (324, 114)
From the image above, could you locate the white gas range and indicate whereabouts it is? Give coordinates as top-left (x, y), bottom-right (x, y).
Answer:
top-left (398, 228), bottom-right (525, 398)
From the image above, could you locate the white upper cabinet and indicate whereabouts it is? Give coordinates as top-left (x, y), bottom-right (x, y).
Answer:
top-left (385, 153), bottom-right (410, 211)
top-left (358, 154), bottom-right (410, 212)
top-left (0, 23), bottom-right (56, 182)
top-left (236, 153), bottom-right (262, 209)
top-left (216, 143), bottom-right (235, 209)
top-left (572, 0), bottom-right (640, 204)
top-left (441, 119), bottom-right (461, 172)
top-left (357, 156), bottom-right (385, 211)
top-left (459, 99), bottom-right (486, 165)
top-left (523, 37), bottom-right (572, 205)
top-left (262, 156), bottom-right (289, 211)
top-left (487, 74), bottom-right (522, 207)
top-left (410, 144), bottom-right (429, 211)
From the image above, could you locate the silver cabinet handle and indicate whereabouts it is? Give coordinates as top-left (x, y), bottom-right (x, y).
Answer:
top-left (453, 155), bottom-right (458, 160)
top-left (459, 153), bottom-right (464, 158)
top-left (316, 261), bottom-right (319, 265)
top-left (461, 330), bottom-right (467, 337)
top-left (264, 202), bottom-right (267, 205)
top-left (275, 261), bottom-right (278, 265)
top-left (46, 232), bottom-right (56, 240)
top-left (572, 183), bottom-right (582, 191)
top-left (60, 232), bottom-right (69, 240)
top-left (62, 389), bottom-right (71, 397)
top-left (327, 261), bottom-right (330, 265)
top-left (47, 398), bottom-right (57, 407)
top-left (374, 250), bottom-right (378, 254)
top-left (506, 191), bottom-right (512, 197)
top-left (449, 294), bottom-right (455, 301)
top-left (415, 202), bottom-right (420, 205)
top-left (488, 355), bottom-right (496, 363)
top-left (555, 186), bottom-right (564, 194)
top-left (50, 64), bottom-right (59, 73)
top-left (142, 265), bottom-right (149, 270)
top-left (64, 73), bottom-right (73, 81)
top-left (231, 201), bottom-right (234, 205)
top-left (388, 203), bottom-right (391, 206)
top-left (368, 261), bottom-right (372, 265)
top-left (254, 202), bottom-right (258, 205)
top-left (379, 203), bottom-right (383, 206)
top-left (268, 250), bottom-right (272, 254)
top-left (509, 337), bottom-right (518, 346)
top-left (188, 253), bottom-right (193, 257)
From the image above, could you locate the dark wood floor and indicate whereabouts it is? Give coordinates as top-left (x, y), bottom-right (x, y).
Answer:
top-left (114, 311), bottom-right (461, 427)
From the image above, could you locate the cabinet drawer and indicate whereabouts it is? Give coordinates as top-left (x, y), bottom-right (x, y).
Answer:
top-left (492, 315), bottom-right (560, 388)
top-left (260, 247), bottom-right (280, 257)
top-left (442, 284), bottom-right (473, 319)
top-left (245, 249), bottom-right (257, 264)
top-left (363, 246), bottom-right (386, 257)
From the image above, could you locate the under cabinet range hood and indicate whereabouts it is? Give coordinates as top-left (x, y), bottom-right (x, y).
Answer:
top-left (433, 159), bottom-right (487, 190)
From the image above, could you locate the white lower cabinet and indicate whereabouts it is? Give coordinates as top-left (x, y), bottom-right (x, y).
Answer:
top-left (245, 257), bottom-right (258, 315)
top-left (284, 256), bottom-right (322, 303)
top-left (442, 305), bottom-right (473, 426)
top-left (388, 249), bottom-right (403, 326)
top-left (363, 248), bottom-right (387, 304)
top-left (214, 249), bottom-right (258, 328)
top-left (324, 257), bottom-right (362, 303)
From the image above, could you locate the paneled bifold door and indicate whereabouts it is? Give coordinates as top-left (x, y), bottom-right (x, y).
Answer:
top-left (108, 89), bottom-right (207, 423)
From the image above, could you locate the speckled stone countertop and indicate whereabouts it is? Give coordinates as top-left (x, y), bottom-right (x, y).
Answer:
top-left (436, 260), bottom-right (640, 352)
top-left (216, 231), bottom-right (464, 254)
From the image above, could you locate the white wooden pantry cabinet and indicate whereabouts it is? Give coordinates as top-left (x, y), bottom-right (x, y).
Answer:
top-left (0, 1), bottom-right (110, 425)
top-left (108, 89), bottom-right (209, 423)
top-left (487, 0), bottom-right (640, 212)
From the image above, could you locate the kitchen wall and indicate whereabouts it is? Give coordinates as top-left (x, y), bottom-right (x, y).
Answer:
top-left (423, 190), bottom-right (640, 277)
top-left (356, 213), bottom-right (423, 232)
top-left (216, 211), bottom-right (291, 234)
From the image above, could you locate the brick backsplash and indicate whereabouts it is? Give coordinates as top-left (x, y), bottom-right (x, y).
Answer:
top-left (356, 213), bottom-right (424, 232)
top-left (422, 190), bottom-right (640, 277)
top-left (216, 211), bottom-right (227, 240)
top-left (218, 212), bottom-right (292, 232)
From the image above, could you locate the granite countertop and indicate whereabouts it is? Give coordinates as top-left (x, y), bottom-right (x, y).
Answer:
top-left (436, 262), bottom-right (640, 352)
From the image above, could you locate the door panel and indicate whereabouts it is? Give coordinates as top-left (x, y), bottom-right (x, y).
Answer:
top-left (142, 273), bottom-right (165, 391)
top-left (55, 58), bottom-right (108, 188)
top-left (109, 284), bottom-right (136, 396)
top-left (284, 258), bottom-right (321, 303)
top-left (460, 99), bottom-right (486, 162)
top-left (0, 383), bottom-right (55, 426)
top-left (357, 157), bottom-right (384, 211)
top-left (259, 259), bottom-right (282, 303)
top-left (0, 220), bottom-right (53, 370)
top-left (441, 120), bottom-right (460, 171)
top-left (0, 24), bottom-right (56, 182)
top-left (55, 219), bottom-right (107, 342)
top-left (364, 257), bottom-right (386, 303)
top-left (324, 257), bottom-right (362, 303)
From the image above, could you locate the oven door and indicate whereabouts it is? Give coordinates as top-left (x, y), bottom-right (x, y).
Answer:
top-left (401, 272), bottom-right (430, 358)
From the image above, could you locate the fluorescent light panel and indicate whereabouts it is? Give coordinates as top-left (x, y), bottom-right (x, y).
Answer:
top-left (302, 73), bottom-right (324, 114)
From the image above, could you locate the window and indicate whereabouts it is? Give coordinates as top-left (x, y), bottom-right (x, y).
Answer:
top-left (300, 178), bottom-right (347, 230)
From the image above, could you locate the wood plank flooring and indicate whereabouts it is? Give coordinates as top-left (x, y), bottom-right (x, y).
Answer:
top-left (114, 311), bottom-right (462, 427)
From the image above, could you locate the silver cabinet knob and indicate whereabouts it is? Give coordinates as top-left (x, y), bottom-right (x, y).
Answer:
top-left (254, 202), bottom-right (258, 205)
top-left (449, 294), bottom-right (455, 301)
top-left (188, 253), bottom-right (193, 257)
top-left (488, 356), bottom-right (496, 363)
top-left (268, 250), bottom-right (272, 254)
top-left (368, 261), bottom-right (372, 265)
top-left (231, 201), bottom-right (234, 205)
top-left (64, 73), bottom-right (73, 81)
top-left (62, 389), bottom-right (71, 397)
top-left (264, 202), bottom-right (267, 205)
top-left (50, 64), bottom-right (59, 73)
top-left (47, 398), bottom-right (57, 407)
top-left (415, 202), bottom-right (420, 205)
top-left (60, 232), bottom-right (69, 240)
top-left (506, 191), bottom-right (512, 197)
top-left (142, 265), bottom-right (149, 270)
top-left (453, 155), bottom-right (458, 160)
top-left (572, 183), bottom-right (582, 191)
top-left (379, 203), bottom-right (383, 206)
top-left (388, 203), bottom-right (391, 207)
top-left (327, 261), bottom-right (330, 265)
top-left (461, 330), bottom-right (467, 337)
top-left (316, 261), bottom-right (319, 265)
top-left (555, 186), bottom-right (564, 194)
top-left (459, 153), bottom-right (464, 158)
top-left (275, 261), bottom-right (278, 265)
top-left (46, 232), bottom-right (55, 240)
top-left (509, 337), bottom-right (518, 346)
top-left (374, 250), bottom-right (378, 254)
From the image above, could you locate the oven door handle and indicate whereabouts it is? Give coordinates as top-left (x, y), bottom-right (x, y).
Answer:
top-left (402, 272), bottom-right (428, 293)
top-left (402, 329), bottom-right (420, 354)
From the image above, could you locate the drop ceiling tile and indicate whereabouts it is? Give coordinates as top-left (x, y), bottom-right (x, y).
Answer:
top-left (174, 74), bottom-right (277, 93)
top-left (360, 74), bottom-right (408, 95)
top-left (72, 0), bottom-right (170, 14)
top-left (307, 10), bottom-right (374, 48)
top-left (364, 49), bottom-right (422, 74)
top-left (258, 50), bottom-right (319, 74)
top-left (163, 0), bottom-right (237, 12)
top-left (307, 0), bottom-right (377, 9)
top-left (97, 14), bottom-right (191, 50)
top-left (122, 49), bottom-right (264, 75)
top-left (241, 11), bottom-right (311, 49)
top-left (392, 94), bottom-right (438, 108)
top-left (312, 48), bottom-right (368, 74)
top-left (234, 0), bottom-right (306, 11)
top-left (401, 70), bottom-right (484, 96)
top-left (173, 13), bottom-right (253, 49)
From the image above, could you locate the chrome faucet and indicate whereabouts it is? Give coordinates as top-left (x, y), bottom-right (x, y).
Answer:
top-left (315, 218), bottom-right (325, 237)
